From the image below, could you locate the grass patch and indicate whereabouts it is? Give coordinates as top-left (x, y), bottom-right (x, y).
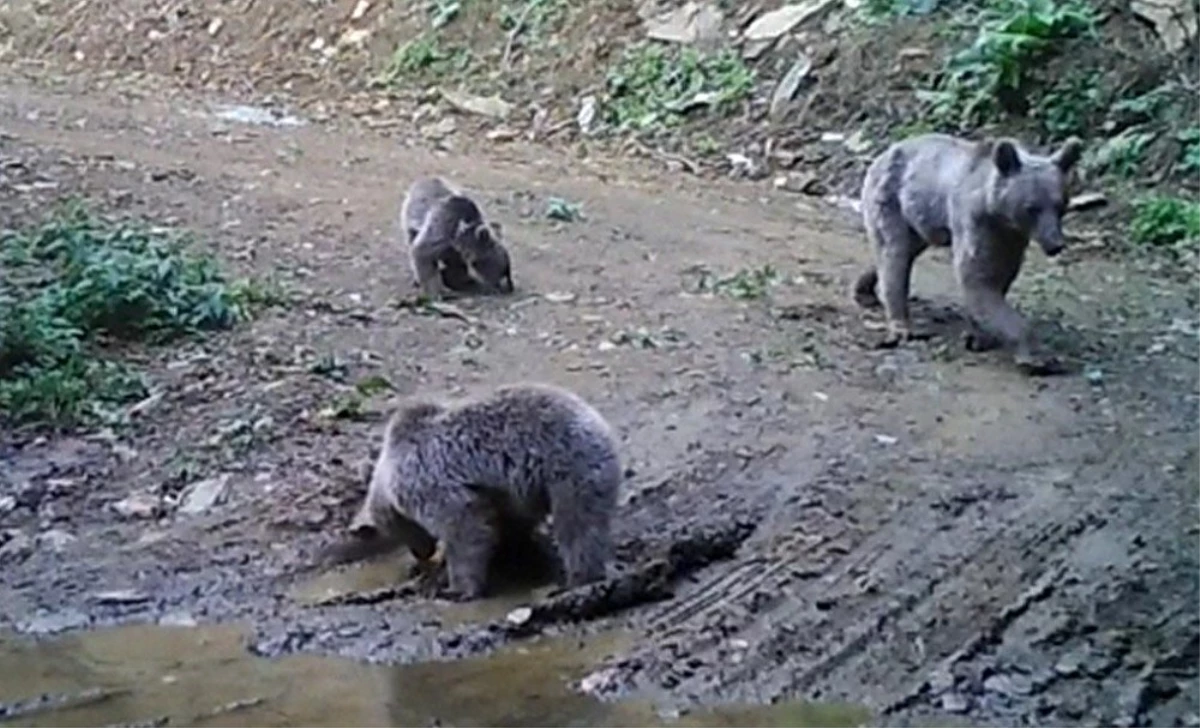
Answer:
top-left (0, 202), bottom-right (265, 429)
top-left (921, 0), bottom-right (1098, 129)
top-left (604, 43), bottom-right (755, 133)
top-left (376, 33), bottom-right (472, 85)
top-left (1128, 196), bottom-right (1200, 262)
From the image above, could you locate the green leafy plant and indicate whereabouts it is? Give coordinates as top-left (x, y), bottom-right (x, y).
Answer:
top-left (1176, 127), bottom-right (1200, 175)
top-left (377, 34), bottom-right (471, 85)
top-left (0, 202), bottom-right (260, 428)
top-left (1128, 196), bottom-right (1200, 261)
top-left (499, 0), bottom-right (567, 43)
top-left (1033, 70), bottom-right (1105, 138)
top-left (1085, 129), bottom-right (1156, 179)
top-left (604, 43), bottom-right (755, 133)
top-left (688, 264), bottom-right (781, 300)
top-left (923, 0), bottom-right (1098, 128)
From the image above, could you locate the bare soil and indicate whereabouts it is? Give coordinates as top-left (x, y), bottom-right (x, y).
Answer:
top-left (0, 36), bottom-right (1197, 728)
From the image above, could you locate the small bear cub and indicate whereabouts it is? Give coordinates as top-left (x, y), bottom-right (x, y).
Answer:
top-left (347, 382), bottom-right (622, 600)
top-left (401, 176), bottom-right (513, 298)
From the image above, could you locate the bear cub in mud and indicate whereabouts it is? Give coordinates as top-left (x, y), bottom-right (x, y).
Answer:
top-left (401, 176), bottom-right (514, 299)
top-left (852, 132), bottom-right (1083, 375)
top-left (344, 382), bottom-right (622, 600)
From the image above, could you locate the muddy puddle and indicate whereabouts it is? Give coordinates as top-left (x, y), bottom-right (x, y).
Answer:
top-left (289, 536), bottom-right (569, 627)
top-left (0, 622), bottom-right (871, 727)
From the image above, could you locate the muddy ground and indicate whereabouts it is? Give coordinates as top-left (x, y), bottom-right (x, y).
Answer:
top-left (0, 66), bottom-right (1198, 727)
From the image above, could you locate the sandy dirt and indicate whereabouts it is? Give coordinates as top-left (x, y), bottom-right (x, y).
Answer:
top-left (0, 69), bottom-right (1197, 727)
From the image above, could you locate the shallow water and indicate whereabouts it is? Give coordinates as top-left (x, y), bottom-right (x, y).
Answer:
top-left (0, 621), bottom-right (872, 727)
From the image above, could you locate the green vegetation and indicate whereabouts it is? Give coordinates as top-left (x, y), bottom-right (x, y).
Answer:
top-left (1128, 196), bottom-right (1200, 262)
top-left (546, 197), bottom-right (583, 222)
top-left (499, 0), bottom-right (568, 46)
top-left (1032, 70), bottom-right (1105, 138)
top-left (604, 43), bottom-right (755, 133)
top-left (378, 34), bottom-right (472, 84)
top-left (0, 203), bottom-right (267, 428)
top-left (690, 264), bottom-right (782, 300)
top-left (1176, 127), bottom-right (1200, 175)
top-left (922, 0), bottom-right (1098, 129)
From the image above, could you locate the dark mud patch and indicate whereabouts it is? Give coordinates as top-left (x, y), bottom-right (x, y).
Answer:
top-left (267, 517), bottom-right (759, 660)
top-left (0, 622), bottom-right (870, 727)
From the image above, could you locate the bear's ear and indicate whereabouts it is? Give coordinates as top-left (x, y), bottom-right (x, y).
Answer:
top-left (992, 140), bottom-right (1022, 177)
top-left (488, 220), bottom-right (504, 239)
top-left (1052, 137), bottom-right (1084, 172)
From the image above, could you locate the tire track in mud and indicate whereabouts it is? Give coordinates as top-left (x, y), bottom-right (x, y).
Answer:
top-left (592, 456), bottom-right (1113, 706)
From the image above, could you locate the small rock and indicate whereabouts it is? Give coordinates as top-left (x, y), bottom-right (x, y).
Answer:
top-left (768, 55), bottom-right (816, 121)
top-left (506, 606), bottom-right (533, 625)
top-left (422, 116), bottom-right (458, 139)
top-left (773, 171), bottom-right (826, 195)
top-left (337, 28), bottom-right (371, 49)
top-left (726, 153), bottom-right (765, 179)
top-left (351, 0), bottom-right (370, 20)
top-left (843, 128), bottom-right (873, 154)
top-left (37, 529), bottom-right (77, 552)
top-left (928, 669), bottom-right (956, 694)
top-left (577, 95), bottom-right (598, 135)
top-left (543, 291), bottom-right (577, 303)
top-left (578, 667), bottom-right (621, 696)
top-left (112, 492), bottom-right (161, 520)
top-left (940, 692), bottom-right (969, 713)
top-left (442, 89), bottom-right (512, 119)
top-left (92, 589), bottom-right (152, 605)
top-left (20, 609), bottom-right (90, 635)
top-left (486, 127), bottom-right (518, 142)
top-left (178, 474), bottom-right (232, 515)
top-left (0, 531), bottom-right (33, 563)
top-left (0, 494), bottom-right (16, 515)
top-left (643, 1), bottom-right (724, 45)
top-left (984, 672), bottom-right (1033, 696)
top-left (743, 0), bottom-right (836, 41)
top-left (1067, 192), bottom-right (1108, 213)
top-left (159, 612), bottom-right (198, 627)
top-left (1055, 650), bottom-right (1083, 676)
top-left (207, 17), bottom-right (223, 36)
top-left (874, 434), bottom-right (898, 446)
top-left (1131, 0), bottom-right (1198, 53)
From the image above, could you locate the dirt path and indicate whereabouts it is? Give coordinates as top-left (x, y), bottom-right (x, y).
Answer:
top-left (1, 74), bottom-right (1197, 727)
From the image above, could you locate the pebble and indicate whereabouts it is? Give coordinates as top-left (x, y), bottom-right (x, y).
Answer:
top-left (37, 529), bottom-right (77, 552)
top-left (0, 531), bottom-right (34, 562)
top-left (92, 589), bottom-right (151, 605)
top-left (112, 492), bottom-right (161, 519)
top-left (940, 692), bottom-right (970, 713)
top-left (19, 609), bottom-right (90, 635)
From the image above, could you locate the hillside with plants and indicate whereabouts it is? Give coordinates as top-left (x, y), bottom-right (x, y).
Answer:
top-left (2, 0), bottom-right (1197, 267)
